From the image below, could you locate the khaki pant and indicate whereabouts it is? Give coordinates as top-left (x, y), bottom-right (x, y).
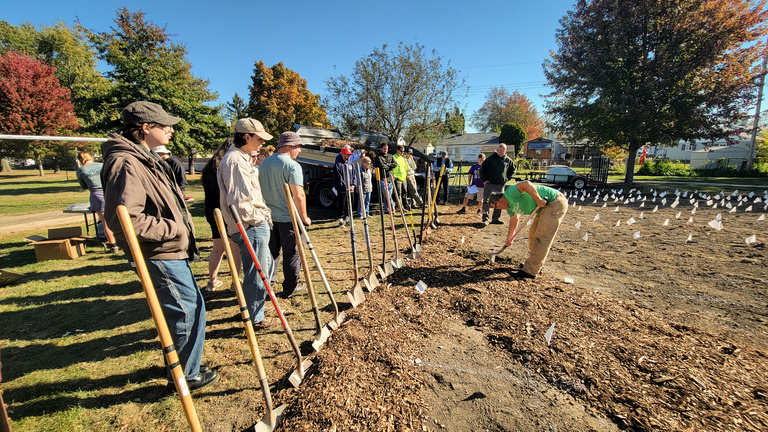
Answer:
top-left (522, 193), bottom-right (568, 275)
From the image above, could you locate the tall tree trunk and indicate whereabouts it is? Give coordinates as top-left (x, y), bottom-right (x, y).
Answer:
top-left (624, 140), bottom-right (640, 184)
top-left (37, 159), bottom-right (45, 177)
top-left (0, 158), bottom-right (12, 173)
top-left (187, 152), bottom-right (196, 176)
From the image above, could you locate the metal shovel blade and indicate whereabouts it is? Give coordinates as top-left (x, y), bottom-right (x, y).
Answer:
top-left (327, 311), bottom-right (346, 330)
top-left (384, 261), bottom-right (395, 275)
top-left (414, 243), bottom-right (423, 253)
top-left (490, 245), bottom-right (508, 264)
top-left (392, 258), bottom-right (405, 269)
top-left (311, 325), bottom-right (331, 352)
top-left (346, 283), bottom-right (366, 307)
top-left (253, 404), bottom-right (287, 432)
top-left (377, 265), bottom-right (388, 280)
top-left (288, 358), bottom-right (313, 388)
top-left (363, 273), bottom-right (379, 292)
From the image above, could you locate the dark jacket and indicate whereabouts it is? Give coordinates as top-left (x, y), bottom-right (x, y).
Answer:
top-left (102, 133), bottom-right (198, 261)
top-left (165, 155), bottom-right (187, 194)
top-left (479, 153), bottom-right (516, 185)
top-left (373, 151), bottom-right (397, 182)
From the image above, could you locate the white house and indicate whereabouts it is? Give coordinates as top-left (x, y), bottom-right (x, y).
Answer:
top-left (434, 133), bottom-right (500, 162)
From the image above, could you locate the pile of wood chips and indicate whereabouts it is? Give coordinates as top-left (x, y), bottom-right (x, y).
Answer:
top-left (273, 218), bottom-right (767, 432)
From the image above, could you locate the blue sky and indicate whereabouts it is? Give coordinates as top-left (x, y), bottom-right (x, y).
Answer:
top-left (2, 0), bottom-right (578, 133)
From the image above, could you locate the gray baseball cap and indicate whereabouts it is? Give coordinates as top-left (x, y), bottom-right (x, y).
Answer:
top-left (122, 101), bottom-right (180, 127)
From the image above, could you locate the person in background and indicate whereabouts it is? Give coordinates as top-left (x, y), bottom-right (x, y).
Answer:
top-left (152, 145), bottom-right (190, 200)
top-left (457, 153), bottom-right (486, 215)
top-left (334, 146), bottom-right (355, 226)
top-left (218, 118), bottom-right (275, 329)
top-left (201, 139), bottom-right (242, 292)
top-left (258, 131), bottom-right (311, 299)
top-left (102, 101), bottom-right (218, 391)
top-left (392, 145), bottom-right (409, 210)
top-left (357, 156), bottom-right (373, 218)
top-left (432, 151), bottom-right (454, 205)
top-left (373, 142), bottom-right (396, 214)
top-left (76, 151), bottom-right (118, 253)
top-left (403, 148), bottom-right (424, 209)
top-left (487, 180), bottom-right (568, 279)
top-left (479, 143), bottom-right (516, 226)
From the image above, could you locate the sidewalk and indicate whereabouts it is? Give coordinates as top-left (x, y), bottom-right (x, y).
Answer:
top-left (0, 211), bottom-right (87, 237)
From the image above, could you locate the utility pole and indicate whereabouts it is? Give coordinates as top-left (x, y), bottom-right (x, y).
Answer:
top-left (747, 47), bottom-right (768, 171)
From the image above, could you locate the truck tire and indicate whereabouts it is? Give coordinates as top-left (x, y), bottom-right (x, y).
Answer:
top-left (571, 177), bottom-right (587, 190)
top-left (315, 182), bottom-right (336, 208)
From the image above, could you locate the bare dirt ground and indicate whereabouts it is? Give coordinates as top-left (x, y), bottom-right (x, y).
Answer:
top-left (172, 185), bottom-right (767, 432)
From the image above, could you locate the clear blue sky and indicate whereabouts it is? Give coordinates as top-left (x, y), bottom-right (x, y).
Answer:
top-left (2, 0), bottom-right (578, 133)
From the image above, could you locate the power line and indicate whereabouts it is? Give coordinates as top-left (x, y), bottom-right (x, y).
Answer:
top-left (457, 60), bottom-right (545, 70)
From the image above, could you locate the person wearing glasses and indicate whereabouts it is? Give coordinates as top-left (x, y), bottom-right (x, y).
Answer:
top-left (102, 101), bottom-right (218, 392)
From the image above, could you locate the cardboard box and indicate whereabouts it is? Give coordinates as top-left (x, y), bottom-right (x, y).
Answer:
top-left (25, 227), bottom-right (88, 262)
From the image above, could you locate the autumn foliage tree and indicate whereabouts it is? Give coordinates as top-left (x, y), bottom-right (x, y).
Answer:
top-left (0, 51), bottom-right (79, 175)
top-left (248, 61), bottom-right (329, 139)
top-left (545, 0), bottom-right (768, 183)
top-left (471, 87), bottom-right (544, 140)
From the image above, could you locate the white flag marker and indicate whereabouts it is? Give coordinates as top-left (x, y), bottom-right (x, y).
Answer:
top-left (415, 280), bottom-right (428, 294)
top-left (675, 211), bottom-right (681, 219)
top-left (627, 217), bottom-right (636, 225)
top-left (633, 231), bottom-right (641, 240)
top-left (544, 323), bottom-right (556, 346)
top-left (708, 219), bottom-right (723, 231)
top-left (616, 220), bottom-right (621, 227)
top-left (715, 213), bottom-right (722, 221)
top-left (745, 205), bottom-right (753, 212)
top-left (575, 221), bottom-right (581, 229)
top-left (758, 214), bottom-right (766, 221)
top-left (639, 212), bottom-right (644, 219)
top-left (686, 233), bottom-right (693, 242)
top-left (745, 235), bottom-right (757, 246)
top-left (594, 214), bottom-right (600, 221)
top-left (614, 206), bottom-right (620, 212)
top-left (663, 219), bottom-right (669, 226)
top-left (583, 232), bottom-right (589, 241)
top-left (729, 207), bottom-right (737, 213)
top-left (653, 205), bottom-right (659, 212)
top-left (687, 217), bottom-right (694, 224)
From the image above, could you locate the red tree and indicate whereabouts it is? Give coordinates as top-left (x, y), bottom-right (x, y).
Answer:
top-left (0, 51), bottom-right (80, 175)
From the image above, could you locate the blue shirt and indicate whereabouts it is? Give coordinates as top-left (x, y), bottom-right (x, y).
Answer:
top-left (258, 152), bottom-right (304, 223)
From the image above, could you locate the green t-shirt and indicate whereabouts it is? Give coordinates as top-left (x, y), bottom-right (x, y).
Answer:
top-left (258, 152), bottom-right (304, 223)
top-left (504, 183), bottom-right (560, 216)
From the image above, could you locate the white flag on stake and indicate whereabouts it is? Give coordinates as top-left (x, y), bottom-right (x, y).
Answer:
top-left (575, 221), bottom-right (581, 229)
top-left (594, 214), bottom-right (600, 221)
top-left (653, 205), bottom-right (659, 212)
top-left (676, 211), bottom-right (681, 219)
top-left (687, 217), bottom-right (694, 224)
top-left (686, 233), bottom-right (693, 242)
top-left (627, 217), bottom-right (636, 225)
top-left (639, 212), bottom-right (644, 219)
top-left (583, 232), bottom-right (589, 241)
top-left (545, 323), bottom-right (555, 346)
top-left (708, 219), bottom-right (723, 231)
top-left (614, 206), bottom-right (620, 212)
top-left (729, 207), bottom-right (737, 213)
top-left (616, 220), bottom-right (621, 227)
top-left (745, 205), bottom-right (753, 212)
top-left (745, 235), bottom-right (757, 246)
top-left (663, 219), bottom-right (669, 226)
top-left (758, 214), bottom-right (766, 221)
top-left (633, 231), bottom-right (641, 240)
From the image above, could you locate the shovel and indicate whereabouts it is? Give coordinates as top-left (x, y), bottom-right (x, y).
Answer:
top-left (290, 202), bottom-right (345, 331)
top-left (116, 206), bottom-right (202, 432)
top-left (228, 205), bottom-right (311, 388)
top-left (213, 209), bottom-right (286, 431)
top-left (391, 179), bottom-right (420, 260)
top-left (283, 185), bottom-right (332, 350)
top-left (343, 168), bottom-right (366, 307)
top-left (490, 206), bottom-right (542, 264)
top-left (426, 161), bottom-right (447, 234)
top-left (382, 172), bottom-right (405, 269)
top-left (419, 164), bottom-right (432, 244)
top-left (375, 168), bottom-right (395, 279)
top-left (356, 164), bottom-right (380, 292)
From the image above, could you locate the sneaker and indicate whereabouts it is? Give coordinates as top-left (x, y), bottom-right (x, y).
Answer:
top-left (490, 220), bottom-right (504, 225)
top-left (338, 218), bottom-right (345, 227)
top-left (510, 270), bottom-right (537, 279)
top-left (456, 207), bottom-right (466, 214)
top-left (483, 219), bottom-right (490, 226)
top-left (280, 283), bottom-right (306, 299)
top-left (186, 369), bottom-right (219, 391)
top-left (205, 279), bottom-right (223, 291)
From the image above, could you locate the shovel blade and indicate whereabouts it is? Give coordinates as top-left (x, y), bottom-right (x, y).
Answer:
top-left (254, 404), bottom-right (287, 432)
top-left (393, 259), bottom-right (405, 269)
top-left (311, 325), bottom-right (332, 352)
top-left (346, 283), bottom-right (365, 307)
top-left (363, 273), bottom-right (379, 292)
top-left (414, 244), bottom-right (423, 253)
top-left (384, 261), bottom-right (394, 275)
top-left (288, 359), bottom-right (313, 388)
top-left (377, 265), bottom-right (388, 280)
top-left (327, 311), bottom-right (346, 329)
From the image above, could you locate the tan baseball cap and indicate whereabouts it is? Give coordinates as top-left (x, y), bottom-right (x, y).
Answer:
top-left (234, 118), bottom-right (273, 140)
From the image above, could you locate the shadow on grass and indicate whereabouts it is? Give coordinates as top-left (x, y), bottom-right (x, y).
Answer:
top-left (0, 277), bottom-right (139, 306)
top-left (1, 293), bottom-right (148, 342)
top-left (1, 327), bottom-right (159, 382)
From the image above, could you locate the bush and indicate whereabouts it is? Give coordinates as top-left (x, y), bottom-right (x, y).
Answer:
top-left (636, 158), bottom-right (691, 176)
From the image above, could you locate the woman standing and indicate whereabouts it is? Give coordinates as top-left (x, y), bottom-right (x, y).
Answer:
top-left (201, 139), bottom-right (242, 291)
top-left (76, 151), bottom-right (118, 253)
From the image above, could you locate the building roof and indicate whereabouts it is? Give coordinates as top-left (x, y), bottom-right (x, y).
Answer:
top-left (436, 133), bottom-right (499, 146)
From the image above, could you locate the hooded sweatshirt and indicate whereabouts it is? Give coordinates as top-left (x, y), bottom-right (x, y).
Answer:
top-left (101, 132), bottom-right (198, 261)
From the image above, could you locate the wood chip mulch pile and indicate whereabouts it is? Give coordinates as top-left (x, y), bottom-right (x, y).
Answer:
top-left (272, 218), bottom-right (768, 432)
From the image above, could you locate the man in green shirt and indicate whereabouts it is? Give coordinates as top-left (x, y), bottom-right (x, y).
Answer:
top-left (487, 180), bottom-right (568, 279)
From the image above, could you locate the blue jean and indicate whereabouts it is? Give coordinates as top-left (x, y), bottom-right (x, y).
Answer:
top-left (378, 179), bottom-right (395, 213)
top-left (358, 191), bottom-right (371, 217)
top-left (145, 259), bottom-right (206, 380)
top-left (230, 223), bottom-right (272, 324)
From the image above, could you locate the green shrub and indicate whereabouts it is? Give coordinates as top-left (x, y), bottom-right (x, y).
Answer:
top-left (636, 158), bottom-right (691, 176)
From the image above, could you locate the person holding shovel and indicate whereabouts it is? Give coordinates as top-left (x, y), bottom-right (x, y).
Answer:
top-left (217, 118), bottom-right (275, 328)
top-left (487, 180), bottom-right (568, 279)
top-left (102, 101), bottom-right (218, 391)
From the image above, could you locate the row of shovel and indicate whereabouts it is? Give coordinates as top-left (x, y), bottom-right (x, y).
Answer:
top-left (113, 161), bottom-right (449, 432)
